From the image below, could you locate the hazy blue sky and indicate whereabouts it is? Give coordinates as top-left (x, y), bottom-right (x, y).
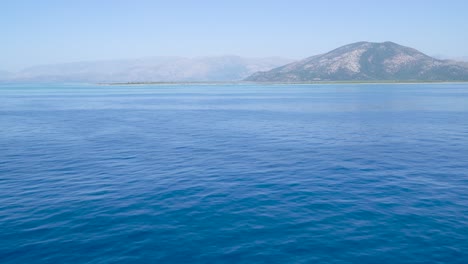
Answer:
top-left (2, 0), bottom-right (468, 70)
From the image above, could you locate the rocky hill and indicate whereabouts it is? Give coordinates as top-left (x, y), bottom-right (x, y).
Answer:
top-left (245, 42), bottom-right (468, 82)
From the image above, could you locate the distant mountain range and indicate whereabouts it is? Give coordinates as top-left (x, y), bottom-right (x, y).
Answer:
top-left (0, 56), bottom-right (293, 83)
top-left (2, 42), bottom-right (468, 83)
top-left (434, 55), bottom-right (468, 62)
top-left (245, 42), bottom-right (468, 82)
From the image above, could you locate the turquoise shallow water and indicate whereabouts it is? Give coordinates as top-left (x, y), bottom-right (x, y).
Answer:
top-left (1, 83), bottom-right (468, 263)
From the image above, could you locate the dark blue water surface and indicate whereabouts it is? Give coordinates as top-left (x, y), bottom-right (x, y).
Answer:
top-left (1, 83), bottom-right (468, 263)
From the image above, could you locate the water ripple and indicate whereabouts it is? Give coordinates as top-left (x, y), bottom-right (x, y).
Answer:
top-left (1, 83), bottom-right (468, 263)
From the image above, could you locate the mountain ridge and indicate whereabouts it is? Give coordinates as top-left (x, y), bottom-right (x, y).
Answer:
top-left (1, 56), bottom-right (293, 83)
top-left (2, 42), bottom-right (468, 83)
top-left (245, 41), bottom-right (468, 82)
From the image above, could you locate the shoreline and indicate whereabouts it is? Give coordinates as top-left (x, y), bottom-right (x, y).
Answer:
top-left (99, 81), bottom-right (468, 86)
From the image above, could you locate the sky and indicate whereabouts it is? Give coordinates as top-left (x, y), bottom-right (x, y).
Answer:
top-left (2, 0), bottom-right (468, 70)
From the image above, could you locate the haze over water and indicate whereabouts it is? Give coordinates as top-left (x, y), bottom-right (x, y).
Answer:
top-left (1, 83), bottom-right (468, 263)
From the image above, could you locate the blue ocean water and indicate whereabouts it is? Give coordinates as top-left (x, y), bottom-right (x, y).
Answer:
top-left (1, 83), bottom-right (468, 263)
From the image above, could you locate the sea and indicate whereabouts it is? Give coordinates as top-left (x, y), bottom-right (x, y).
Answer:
top-left (1, 83), bottom-right (467, 263)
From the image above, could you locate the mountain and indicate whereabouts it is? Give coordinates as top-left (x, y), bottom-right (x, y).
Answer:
top-left (433, 55), bottom-right (468, 62)
top-left (449, 56), bottom-right (468, 62)
top-left (2, 56), bottom-right (293, 83)
top-left (245, 42), bottom-right (468, 82)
